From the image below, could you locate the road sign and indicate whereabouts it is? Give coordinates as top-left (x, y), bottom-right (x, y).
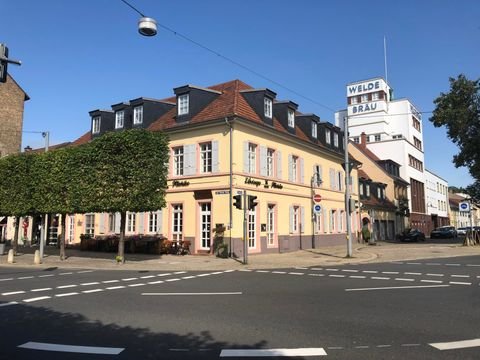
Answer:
top-left (313, 194), bottom-right (322, 203)
top-left (459, 202), bottom-right (470, 212)
top-left (313, 204), bottom-right (322, 214)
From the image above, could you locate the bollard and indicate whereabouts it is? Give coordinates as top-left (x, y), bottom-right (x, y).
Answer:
top-left (34, 250), bottom-right (41, 265)
top-left (7, 249), bottom-right (14, 264)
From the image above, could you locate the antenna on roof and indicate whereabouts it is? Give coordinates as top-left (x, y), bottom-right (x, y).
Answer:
top-left (383, 35), bottom-right (388, 85)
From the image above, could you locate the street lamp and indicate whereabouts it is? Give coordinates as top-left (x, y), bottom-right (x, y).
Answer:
top-left (311, 173), bottom-right (323, 249)
top-left (343, 116), bottom-right (353, 258)
top-left (138, 17), bottom-right (157, 37)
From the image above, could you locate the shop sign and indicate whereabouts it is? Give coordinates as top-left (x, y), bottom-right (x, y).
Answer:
top-left (245, 177), bottom-right (283, 190)
top-left (172, 180), bottom-right (190, 187)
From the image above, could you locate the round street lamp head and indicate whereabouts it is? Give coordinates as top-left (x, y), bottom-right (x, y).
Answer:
top-left (138, 17), bottom-right (157, 37)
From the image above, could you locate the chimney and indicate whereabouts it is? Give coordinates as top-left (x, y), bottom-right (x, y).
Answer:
top-left (360, 132), bottom-right (367, 147)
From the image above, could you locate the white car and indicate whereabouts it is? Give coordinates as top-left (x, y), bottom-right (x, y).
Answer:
top-left (456, 227), bottom-right (468, 236)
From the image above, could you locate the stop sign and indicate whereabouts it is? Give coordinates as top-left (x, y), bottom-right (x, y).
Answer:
top-left (313, 194), bottom-right (322, 203)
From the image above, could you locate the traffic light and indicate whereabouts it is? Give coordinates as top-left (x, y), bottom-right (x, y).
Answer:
top-left (247, 195), bottom-right (258, 210)
top-left (349, 198), bottom-right (359, 213)
top-left (0, 44), bottom-right (8, 83)
top-left (233, 195), bottom-right (242, 210)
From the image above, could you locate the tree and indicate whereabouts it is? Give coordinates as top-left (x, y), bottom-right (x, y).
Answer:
top-left (430, 74), bottom-right (480, 180)
top-left (87, 129), bottom-right (169, 263)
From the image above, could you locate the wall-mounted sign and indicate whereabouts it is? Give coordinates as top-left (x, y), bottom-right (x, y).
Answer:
top-left (313, 194), bottom-right (322, 203)
top-left (215, 190), bottom-right (230, 195)
top-left (347, 100), bottom-right (387, 116)
top-left (313, 204), bottom-right (322, 214)
top-left (172, 180), bottom-right (190, 187)
top-left (346, 79), bottom-right (388, 97)
top-left (244, 177), bottom-right (284, 190)
top-left (459, 201), bottom-right (470, 212)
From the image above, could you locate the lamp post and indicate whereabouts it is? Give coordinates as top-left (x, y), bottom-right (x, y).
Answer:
top-left (39, 131), bottom-right (49, 259)
top-left (343, 116), bottom-right (353, 258)
top-left (311, 173), bottom-right (323, 249)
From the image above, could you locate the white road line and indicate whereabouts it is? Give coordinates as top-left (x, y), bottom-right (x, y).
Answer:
top-left (18, 341), bottom-right (124, 355)
top-left (238, 269), bottom-right (252, 272)
top-left (18, 276), bottom-right (34, 280)
top-left (289, 272), bottom-right (304, 275)
top-left (2, 291), bottom-right (25, 296)
top-left (362, 270), bottom-right (378, 274)
top-left (446, 264), bottom-right (461, 266)
top-left (121, 278), bottom-right (138, 281)
top-left (220, 348), bottom-right (327, 357)
top-left (127, 283), bottom-right (145, 287)
top-left (406, 262), bottom-right (421, 265)
top-left (311, 268), bottom-right (323, 271)
top-left (296, 267), bottom-right (308, 270)
top-left (57, 285), bottom-right (77, 289)
top-left (77, 270), bottom-right (94, 274)
top-left (142, 292), bottom-right (242, 296)
top-left (405, 272), bottom-right (422, 276)
top-left (421, 280), bottom-right (443, 284)
top-left (38, 274), bottom-right (54, 278)
top-left (371, 277), bottom-right (390, 280)
top-left (101, 280), bottom-right (119, 284)
top-left (429, 338), bottom-right (480, 350)
top-left (31, 288), bottom-right (52, 292)
top-left (451, 275), bottom-right (470, 278)
top-left (0, 301), bottom-right (18, 307)
top-left (401, 344), bottom-right (420, 347)
top-left (106, 286), bottom-right (125, 290)
top-left (308, 274), bottom-right (325, 277)
top-left (272, 271), bottom-right (286, 274)
top-left (376, 345), bottom-right (391, 348)
top-left (82, 289), bottom-right (103, 294)
top-left (256, 270), bottom-right (270, 273)
top-left (349, 275), bottom-right (366, 279)
top-left (156, 273), bottom-right (173, 277)
top-left (327, 346), bottom-right (343, 350)
top-left (165, 278), bottom-right (180, 282)
top-left (395, 278), bottom-right (415, 282)
top-left (466, 264), bottom-right (480, 267)
top-left (23, 296), bottom-right (51, 303)
top-left (326, 268), bottom-right (339, 271)
top-left (80, 282), bottom-right (100, 286)
top-left (390, 262), bottom-right (404, 264)
top-left (197, 273), bottom-right (212, 277)
top-left (147, 280), bottom-right (164, 285)
top-left (224, 270), bottom-right (236, 273)
top-left (0, 278), bottom-right (13, 282)
top-left (211, 271), bottom-right (223, 275)
top-left (140, 275), bottom-right (155, 279)
top-left (55, 292), bottom-right (78, 297)
top-left (426, 273), bottom-right (444, 277)
top-left (355, 346), bottom-right (369, 349)
top-left (345, 285), bottom-right (450, 292)
top-left (329, 274), bottom-right (345, 278)
top-left (449, 281), bottom-right (471, 286)
top-left (182, 276), bottom-right (196, 279)
top-left (426, 263), bottom-right (441, 266)
top-left (342, 269), bottom-right (359, 273)
top-left (59, 272), bottom-right (73, 275)
top-left (382, 271), bottom-right (399, 275)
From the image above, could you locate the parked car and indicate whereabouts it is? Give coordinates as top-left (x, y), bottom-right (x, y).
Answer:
top-left (457, 227), bottom-right (468, 236)
top-left (430, 226), bottom-right (457, 239)
top-left (398, 228), bottom-right (425, 242)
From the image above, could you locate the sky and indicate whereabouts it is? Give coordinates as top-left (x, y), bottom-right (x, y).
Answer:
top-left (2, 0), bottom-right (479, 187)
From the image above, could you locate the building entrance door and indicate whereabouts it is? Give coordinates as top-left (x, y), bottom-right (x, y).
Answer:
top-left (200, 203), bottom-right (211, 250)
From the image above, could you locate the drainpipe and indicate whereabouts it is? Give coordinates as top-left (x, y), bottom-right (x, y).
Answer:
top-left (225, 117), bottom-right (233, 257)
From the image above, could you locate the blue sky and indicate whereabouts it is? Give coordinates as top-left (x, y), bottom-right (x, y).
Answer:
top-left (2, 0), bottom-right (479, 187)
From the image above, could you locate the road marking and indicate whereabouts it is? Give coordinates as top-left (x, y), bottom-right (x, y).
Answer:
top-left (421, 280), bottom-right (443, 284)
top-left (449, 281), bottom-right (471, 286)
top-left (311, 268), bottom-right (323, 271)
top-left (2, 291), bottom-right (26, 296)
top-left (0, 278), bottom-right (13, 282)
top-left (80, 282), bottom-right (100, 286)
top-left (102, 280), bottom-right (119, 284)
top-left (376, 345), bottom-right (391, 348)
top-left (156, 273), bottom-right (173, 277)
top-left (371, 277), bottom-right (390, 280)
top-left (362, 270), bottom-right (378, 274)
top-left (82, 289), bottom-right (103, 294)
top-left (289, 272), bottom-right (304, 275)
top-left (55, 292), bottom-right (79, 297)
top-left (446, 263), bottom-right (461, 266)
top-left (0, 301), bottom-right (18, 307)
top-left (327, 346), bottom-right (343, 350)
top-left (18, 341), bottom-right (124, 354)
top-left (342, 269), bottom-right (359, 273)
top-left (220, 348), bottom-right (327, 357)
top-left (197, 273), bottom-right (212, 277)
top-left (256, 270), bottom-right (270, 273)
top-left (466, 264), bottom-right (480, 267)
top-left (296, 267), bottom-right (308, 270)
top-left (401, 343), bottom-right (420, 347)
top-left (345, 285), bottom-right (450, 292)
top-left (23, 296), bottom-right (51, 303)
top-left (391, 262), bottom-right (403, 264)
top-left (272, 271), bottom-right (286, 274)
top-left (31, 288), bottom-right (52, 292)
top-left (174, 271), bottom-right (187, 275)
top-left (349, 275), bottom-right (366, 279)
top-left (355, 346), bottom-right (369, 349)
top-left (406, 262), bottom-right (421, 265)
top-left (165, 278), bottom-right (180, 282)
top-left (77, 270), bottom-right (94, 274)
top-left (18, 276), bottom-right (34, 280)
top-left (308, 274), bottom-right (324, 277)
top-left (181, 276), bottom-right (196, 279)
top-left (329, 274), bottom-right (345, 278)
top-left (106, 286), bottom-right (125, 290)
top-left (224, 270), bottom-right (236, 273)
top-left (429, 338), bottom-right (480, 350)
top-left (239, 269), bottom-right (252, 272)
top-left (381, 271), bottom-right (399, 275)
top-left (426, 273), bottom-right (444, 277)
top-left (38, 274), bottom-right (54, 278)
top-left (451, 275), bottom-right (470, 278)
top-left (140, 275), bottom-right (155, 279)
top-left (426, 263), bottom-right (441, 266)
top-left (405, 272), bottom-right (422, 276)
top-left (142, 292), bottom-right (242, 296)
top-left (127, 283), bottom-right (145, 287)
top-left (147, 280), bottom-right (164, 285)
top-left (57, 285), bottom-right (77, 289)
top-left (59, 272), bottom-right (73, 275)
top-left (395, 278), bottom-right (415, 282)
top-left (326, 268), bottom-right (339, 271)
top-left (121, 278), bottom-right (138, 281)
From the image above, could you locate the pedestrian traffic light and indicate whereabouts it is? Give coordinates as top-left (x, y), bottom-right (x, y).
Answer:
top-left (233, 195), bottom-right (242, 210)
top-left (247, 195), bottom-right (258, 210)
top-left (0, 44), bottom-right (8, 83)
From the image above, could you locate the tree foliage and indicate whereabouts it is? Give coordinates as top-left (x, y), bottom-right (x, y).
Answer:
top-left (430, 74), bottom-right (480, 180)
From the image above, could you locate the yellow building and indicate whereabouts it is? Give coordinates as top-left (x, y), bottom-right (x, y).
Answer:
top-left (16, 80), bottom-right (361, 255)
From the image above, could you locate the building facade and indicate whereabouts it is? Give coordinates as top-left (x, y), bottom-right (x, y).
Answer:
top-left (425, 169), bottom-right (449, 232)
top-left (335, 77), bottom-right (431, 234)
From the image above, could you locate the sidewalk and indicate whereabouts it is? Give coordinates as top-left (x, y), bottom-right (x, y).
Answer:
top-left (0, 241), bottom-right (479, 271)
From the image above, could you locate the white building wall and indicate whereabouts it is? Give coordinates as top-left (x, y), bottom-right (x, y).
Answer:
top-left (425, 169), bottom-right (449, 219)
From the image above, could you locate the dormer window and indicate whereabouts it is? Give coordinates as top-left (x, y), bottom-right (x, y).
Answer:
top-left (178, 94), bottom-right (189, 115)
top-left (92, 116), bottom-right (101, 134)
top-left (115, 110), bottom-right (124, 129)
top-left (287, 109), bottom-right (295, 127)
top-left (133, 106), bottom-right (143, 124)
top-left (326, 129), bottom-right (331, 144)
top-left (311, 121), bottom-right (317, 138)
top-left (334, 133), bottom-right (339, 147)
top-left (264, 97), bottom-right (273, 118)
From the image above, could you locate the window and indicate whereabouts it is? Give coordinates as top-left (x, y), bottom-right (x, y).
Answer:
top-left (337, 171), bottom-right (343, 191)
top-left (339, 211), bottom-right (344, 232)
top-left (127, 213), bottom-right (136, 233)
top-left (326, 129), bottom-right (331, 144)
top-left (108, 213), bottom-right (115, 232)
top-left (414, 136), bottom-right (422, 150)
top-left (351, 96), bottom-right (358, 105)
top-left (330, 210), bottom-right (336, 232)
top-left (315, 212), bottom-right (322, 233)
top-left (133, 106), bottom-right (143, 124)
top-left (266, 148), bottom-right (274, 177)
top-left (366, 135), bottom-right (371, 143)
top-left (173, 147), bottom-right (184, 176)
top-left (408, 154), bottom-right (424, 171)
top-left (291, 156), bottom-right (298, 182)
top-left (68, 215), bottom-right (75, 242)
top-left (393, 134), bottom-right (403, 139)
top-left (248, 143), bottom-right (257, 173)
top-left (312, 121), bottom-right (317, 138)
top-left (178, 94), bottom-right (189, 115)
top-left (374, 134), bottom-right (381, 142)
top-left (92, 116), bottom-right (101, 134)
top-left (264, 97), bottom-right (273, 118)
top-left (359, 182), bottom-right (364, 196)
top-left (115, 111), bottom-right (124, 129)
top-left (172, 204), bottom-right (183, 242)
top-left (412, 116), bottom-right (421, 132)
top-left (292, 206), bottom-right (300, 233)
top-left (85, 214), bottom-right (95, 235)
top-left (333, 133), bottom-right (339, 147)
top-left (200, 203), bottom-right (211, 248)
top-left (149, 212), bottom-right (158, 233)
top-left (267, 204), bottom-right (275, 246)
top-left (200, 142), bottom-right (212, 173)
top-left (288, 108), bottom-right (295, 127)
top-left (372, 92), bottom-right (380, 101)
top-left (353, 137), bottom-right (359, 144)
top-left (313, 165), bottom-right (322, 187)
top-left (361, 94), bottom-right (369, 102)
top-left (366, 183), bottom-right (370, 197)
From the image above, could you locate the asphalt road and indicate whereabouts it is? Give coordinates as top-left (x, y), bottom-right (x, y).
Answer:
top-left (0, 255), bottom-right (479, 359)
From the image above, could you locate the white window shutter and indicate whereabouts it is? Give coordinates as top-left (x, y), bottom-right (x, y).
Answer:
top-left (300, 206), bottom-right (305, 233)
top-left (289, 206), bottom-right (293, 233)
top-left (288, 155), bottom-right (293, 182)
top-left (329, 168), bottom-right (335, 190)
top-left (259, 146), bottom-right (267, 177)
top-left (300, 158), bottom-right (304, 184)
top-left (138, 212), bottom-right (145, 234)
top-left (323, 207), bottom-right (328, 233)
top-left (243, 141), bottom-right (249, 173)
top-left (157, 210), bottom-right (163, 233)
top-left (212, 141), bottom-right (219, 173)
top-left (183, 145), bottom-right (189, 175)
top-left (276, 151), bottom-right (282, 179)
top-left (99, 213), bottom-right (105, 234)
top-left (114, 212), bottom-right (121, 233)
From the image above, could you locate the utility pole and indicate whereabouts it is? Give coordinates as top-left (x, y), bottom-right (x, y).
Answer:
top-left (39, 132), bottom-right (50, 259)
top-left (243, 191), bottom-right (248, 265)
top-left (344, 116), bottom-right (353, 257)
